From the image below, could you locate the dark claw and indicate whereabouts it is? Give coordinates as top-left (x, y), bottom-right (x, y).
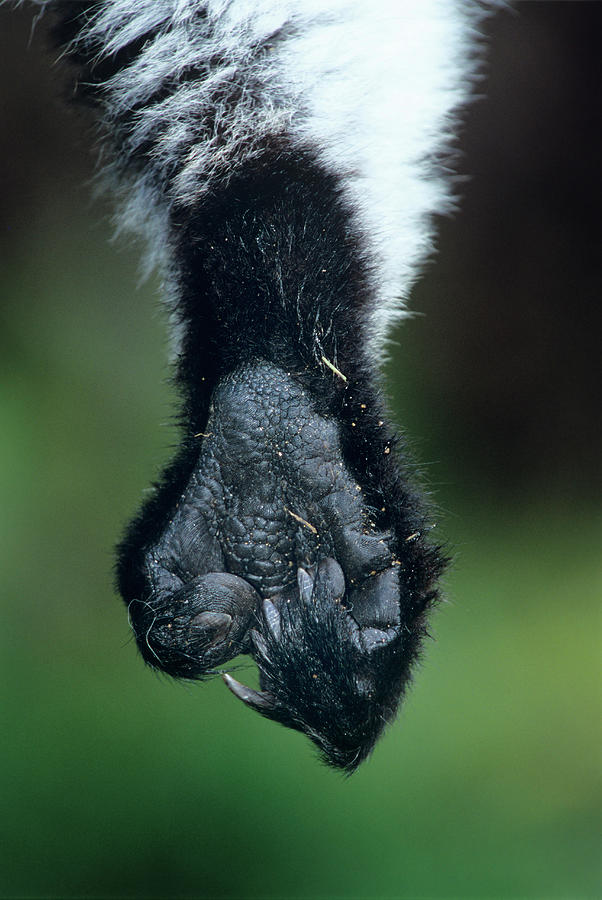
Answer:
top-left (262, 599), bottom-right (281, 640)
top-left (297, 567), bottom-right (314, 604)
top-left (250, 628), bottom-right (269, 660)
top-left (222, 673), bottom-right (274, 711)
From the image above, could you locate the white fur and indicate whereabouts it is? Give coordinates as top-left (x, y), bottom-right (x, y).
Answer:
top-left (43, 0), bottom-right (492, 351)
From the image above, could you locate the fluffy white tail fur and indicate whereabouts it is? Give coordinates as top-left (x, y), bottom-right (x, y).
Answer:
top-left (36, 0), bottom-right (490, 349)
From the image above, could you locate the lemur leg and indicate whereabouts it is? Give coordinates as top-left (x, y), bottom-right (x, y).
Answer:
top-left (36, 0), bottom-right (482, 771)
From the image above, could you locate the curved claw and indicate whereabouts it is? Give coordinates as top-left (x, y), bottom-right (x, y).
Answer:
top-left (222, 672), bottom-right (274, 711)
top-left (297, 567), bottom-right (314, 604)
top-left (250, 628), bottom-right (269, 660)
top-left (262, 599), bottom-right (281, 640)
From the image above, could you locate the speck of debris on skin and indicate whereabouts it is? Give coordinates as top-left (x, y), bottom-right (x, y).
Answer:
top-left (284, 507), bottom-right (318, 534)
top-left (320, 356), bottom-right (347, 382)
top-left (384, 446), bottom-right (391, 455)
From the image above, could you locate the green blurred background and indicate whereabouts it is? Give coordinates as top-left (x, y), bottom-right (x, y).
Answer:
top-left (1, 3), bottom-right (600, 898)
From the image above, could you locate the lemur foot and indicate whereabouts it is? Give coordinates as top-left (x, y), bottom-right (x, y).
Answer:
top-left (125, 363), bottom-right (424, 766)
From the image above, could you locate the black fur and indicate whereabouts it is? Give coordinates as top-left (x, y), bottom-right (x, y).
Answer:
top-left (39, 2), bottom-right (446, 771)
